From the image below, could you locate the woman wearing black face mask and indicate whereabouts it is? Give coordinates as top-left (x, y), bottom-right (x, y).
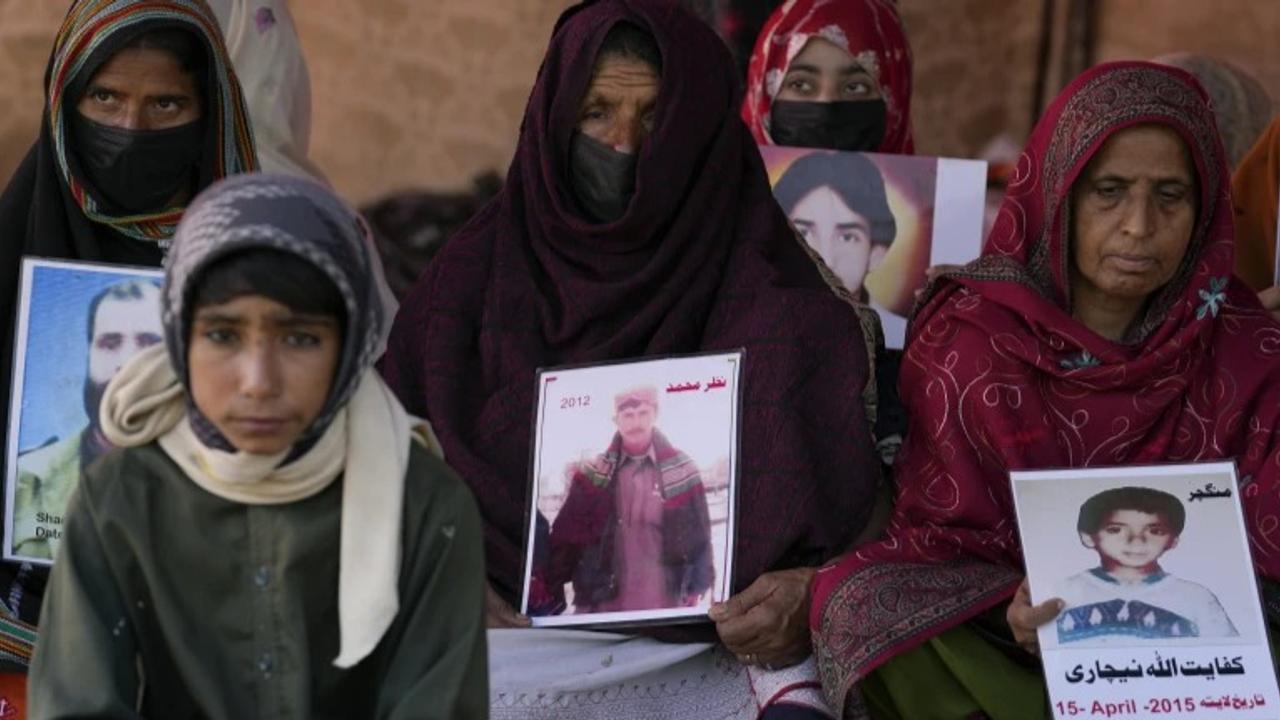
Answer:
top-left (567, 23), bottom-right (658, 223)
top-left (0, 0), bottom-right (255, 642)
top-left (742, 0), bottom-right (914, 511)
top-left (741, 0), bottom-right (913, 155)
top-left (382, 2), bottom-right (884, 716)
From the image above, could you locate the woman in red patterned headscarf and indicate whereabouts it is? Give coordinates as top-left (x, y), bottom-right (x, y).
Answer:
top-left (740, 0), bottom-right (915, 512)
top-left (809, 61), bottom-right (1280, 718)
top-left (741, 0), bottom-right (912, 154)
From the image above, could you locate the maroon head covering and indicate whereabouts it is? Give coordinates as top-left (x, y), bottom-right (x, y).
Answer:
top-left (380, 0), bottom-right (880, 612)
top-left (809, 61), bottom-right (1280, 711)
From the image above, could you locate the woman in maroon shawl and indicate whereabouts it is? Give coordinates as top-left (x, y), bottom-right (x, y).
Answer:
top-left (809, 61), bottom-right (1280, 718)
top-left (381, 0), bottom-right (879, 716)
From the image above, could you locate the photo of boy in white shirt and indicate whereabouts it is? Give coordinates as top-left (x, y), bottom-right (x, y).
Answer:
top-left (1056, 486), bottom-right (1238, 644)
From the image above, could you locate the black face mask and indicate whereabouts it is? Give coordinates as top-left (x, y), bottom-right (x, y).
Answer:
top-left (769, 99), bottom-right (887, 152)
top-left (70, 112), bottom-right (204, 215)
top-left (569, 132), bottom-right (638, 224)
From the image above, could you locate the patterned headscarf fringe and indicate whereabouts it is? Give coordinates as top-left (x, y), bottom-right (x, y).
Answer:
top-left (47, 0), bottom-right (257, 243)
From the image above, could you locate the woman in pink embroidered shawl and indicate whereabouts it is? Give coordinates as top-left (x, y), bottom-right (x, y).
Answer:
top-left (810, 61), bottom-right (1280, 719)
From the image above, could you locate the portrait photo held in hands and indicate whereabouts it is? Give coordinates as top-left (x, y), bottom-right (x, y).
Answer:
top-left (522, 352), bottom-right (740, 627)
top-left (5, 260), bottom-right (163, 563)
top-left (760, 146), bottom-right (986, 348)
top-left (1012, 463), bottom-right (1280, 719)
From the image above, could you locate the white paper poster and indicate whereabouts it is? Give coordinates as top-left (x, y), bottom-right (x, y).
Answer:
top-left (1012, 462), bottom-right (1280, 719)
top-left (520, 351), bottom-right (742, 628)
top-left (760, 146), bottom-right (987, 349)
top-left (5, 258), bottom-right (164, 565)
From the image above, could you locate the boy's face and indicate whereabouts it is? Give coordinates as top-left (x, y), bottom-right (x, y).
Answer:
top-left (1080, 509), bottom-right (1178, 570)
top-left (188, 294), bottom-right (341, 455)
top-left (789, 184), bottom-right (887, 295)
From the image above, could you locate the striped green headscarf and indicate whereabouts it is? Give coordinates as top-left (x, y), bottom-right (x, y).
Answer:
top-left (46, 0), bottom-right (258, 243)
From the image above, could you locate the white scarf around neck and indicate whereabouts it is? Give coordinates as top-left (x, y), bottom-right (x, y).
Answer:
top-left (101, 344), bottom-right (434, 667)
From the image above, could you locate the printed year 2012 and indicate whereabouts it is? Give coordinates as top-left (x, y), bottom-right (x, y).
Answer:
top-left (559, 396), bottom-right (591, 409)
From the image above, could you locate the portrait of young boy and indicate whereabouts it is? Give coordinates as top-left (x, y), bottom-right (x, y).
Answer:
top-left (1055, 485), bottom-right (1238, 644)
top-left (28, 175), bottom-right (488, 719)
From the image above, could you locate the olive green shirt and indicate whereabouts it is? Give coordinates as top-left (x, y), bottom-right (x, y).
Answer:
top-left (13, 432), bottom-right (83, 560)
top-left (29, 441), bottom-right (488, 719)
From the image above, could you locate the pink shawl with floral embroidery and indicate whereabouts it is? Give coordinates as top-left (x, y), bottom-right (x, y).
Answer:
top-left (809, 61), bottom-right (1280, 713)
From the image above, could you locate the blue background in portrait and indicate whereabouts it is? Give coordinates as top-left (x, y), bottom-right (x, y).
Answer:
top-left (14, 263), bottom-right (163, 453)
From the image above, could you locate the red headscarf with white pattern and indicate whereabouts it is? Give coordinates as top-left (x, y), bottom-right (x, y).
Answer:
top-left (741, 0), bottom-right (913, 154)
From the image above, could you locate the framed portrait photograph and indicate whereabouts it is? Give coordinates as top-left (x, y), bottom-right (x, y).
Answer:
top-left (759, 146), bottom-right (987, 349)
top-left (4, 258), bottom-right (164, 565)
top-left (519, 351), bottom-right (743, 628)
top-left (1012, 462), bottom-right (1280, 718)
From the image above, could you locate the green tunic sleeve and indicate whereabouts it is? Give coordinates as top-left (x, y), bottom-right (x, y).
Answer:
top-left (30, 442), bottom-right (489, 719)
top-left (374, 445), bottom-right (489, 720)
top-left (29, 483), bottom-right (142, 719)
